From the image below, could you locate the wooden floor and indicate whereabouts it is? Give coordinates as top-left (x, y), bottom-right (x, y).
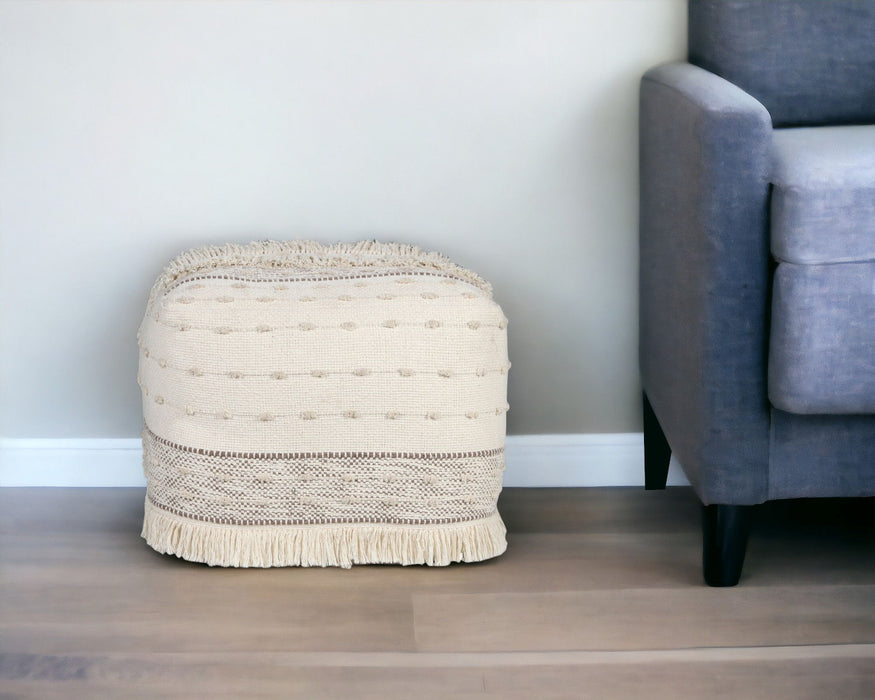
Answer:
top-left (1, 487), bottom-right (873, 699)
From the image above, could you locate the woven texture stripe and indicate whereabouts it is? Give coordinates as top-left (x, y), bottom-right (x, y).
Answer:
top-left (143, 428), bottom-right (505, 526)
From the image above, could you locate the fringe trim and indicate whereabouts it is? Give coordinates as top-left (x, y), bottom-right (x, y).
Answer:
top-left (142, 498), bottom-right (507, 568)
top-left (147, 240), bottom-right (492, 310)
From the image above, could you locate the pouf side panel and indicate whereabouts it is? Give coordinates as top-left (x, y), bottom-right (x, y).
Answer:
top-left (139, 275), bottom-right (508, 454)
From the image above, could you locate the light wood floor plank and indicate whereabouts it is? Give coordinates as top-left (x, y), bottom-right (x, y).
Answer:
top-left (1, 649), bottom-right (873, 700)
top-left (1, 487), bottom-right (873, 699)
top-left (412, 585), bottom-right (875, 652)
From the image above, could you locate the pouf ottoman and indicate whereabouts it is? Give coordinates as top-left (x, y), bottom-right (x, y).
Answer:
top-left (137, 241), bottom-right (509, 567)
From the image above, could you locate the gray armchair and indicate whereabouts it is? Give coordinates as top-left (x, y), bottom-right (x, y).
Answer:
top-left (639, 0), bottom-right (875, 586)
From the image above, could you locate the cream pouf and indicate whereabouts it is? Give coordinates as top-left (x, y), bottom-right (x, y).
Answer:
top-left (138, 241), bottom-right (509, 567)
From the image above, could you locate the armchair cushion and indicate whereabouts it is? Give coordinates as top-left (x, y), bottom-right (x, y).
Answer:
top-left (771, 126), bottom-right (875, 264)
top-left (768, 125), bottom-right (875, 415)
top-left (769, 261), bottom-right (875, 414)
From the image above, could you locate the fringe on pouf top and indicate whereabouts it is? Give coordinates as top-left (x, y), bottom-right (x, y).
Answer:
top-left (138, 240), bottom-right (510, 567)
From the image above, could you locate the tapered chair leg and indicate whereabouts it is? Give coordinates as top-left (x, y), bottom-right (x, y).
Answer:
top-left (643, 392), bottom-right (671, 490)
top-left (702, 504), bottom-right (753, 587)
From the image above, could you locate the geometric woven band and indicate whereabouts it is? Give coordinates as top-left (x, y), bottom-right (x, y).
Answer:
top-left (143, 428), bottom-right (505, 527)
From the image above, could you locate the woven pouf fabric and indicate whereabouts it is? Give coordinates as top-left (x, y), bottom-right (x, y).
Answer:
top-left (138, 241), bottom-right (510, 567)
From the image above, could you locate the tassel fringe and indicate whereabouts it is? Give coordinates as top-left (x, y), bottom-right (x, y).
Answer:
top-left (147, 240), bottom-right (492, 311)
top-left (142, 498), bottom-right (507, 568)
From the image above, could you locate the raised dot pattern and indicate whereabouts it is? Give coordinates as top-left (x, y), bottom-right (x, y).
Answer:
top-left (144, 351), bottom-right (509, 382)
top-left (145, 274), bottom-right (508, 428)
top-left (152, 317), bottom-right (507, 333)
top-left (145, 401), bottom-right (509, 422)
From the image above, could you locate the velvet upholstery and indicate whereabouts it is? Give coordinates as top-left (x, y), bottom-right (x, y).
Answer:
top-left (639, 1), bottom-right (875, 511)
top-left (769, 412), bottom-right (875, 500)
top-left (771, 126), bottom-right (875, 264)
top-left (770, 262), bottom-right (875, 415)
top-left (688, 0), bottom-right (875, 127)
top-left (639, 63), bottom-right (772, 505)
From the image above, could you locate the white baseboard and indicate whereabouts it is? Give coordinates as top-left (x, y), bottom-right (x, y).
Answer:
top-left (0, 438), bottom-right (146, 487)
top-left (0, 434), bottom-right (688, 488)
top-left (504, 434), bottom-right (688, 487)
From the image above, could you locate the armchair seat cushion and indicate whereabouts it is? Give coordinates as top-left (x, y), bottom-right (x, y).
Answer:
top-left (768, 126), bottom-right (875, 415)
top-left (769, 261), bottom-right (875, 414)
top-left (770, 125), bottom-right (875, 265)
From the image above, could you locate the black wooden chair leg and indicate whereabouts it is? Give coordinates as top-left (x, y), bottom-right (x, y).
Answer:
top-left (643, 392), bottom-right (671, 490)
top-left (702, 504), bottom-right (753, 587)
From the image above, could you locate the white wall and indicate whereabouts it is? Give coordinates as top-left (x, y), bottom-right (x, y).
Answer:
top-left (0, 0), bottom-right (686, 440)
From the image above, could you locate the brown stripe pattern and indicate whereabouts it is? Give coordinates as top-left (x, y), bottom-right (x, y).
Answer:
top-left (143, 429), bottom-right (505, 527)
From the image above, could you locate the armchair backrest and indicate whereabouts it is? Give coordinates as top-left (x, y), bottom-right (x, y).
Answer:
top-left (688, 0), bottom-right (875, 127)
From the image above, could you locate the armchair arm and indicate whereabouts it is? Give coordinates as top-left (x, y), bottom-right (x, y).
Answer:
top-left (639, 62), bottom-right (773, 504)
